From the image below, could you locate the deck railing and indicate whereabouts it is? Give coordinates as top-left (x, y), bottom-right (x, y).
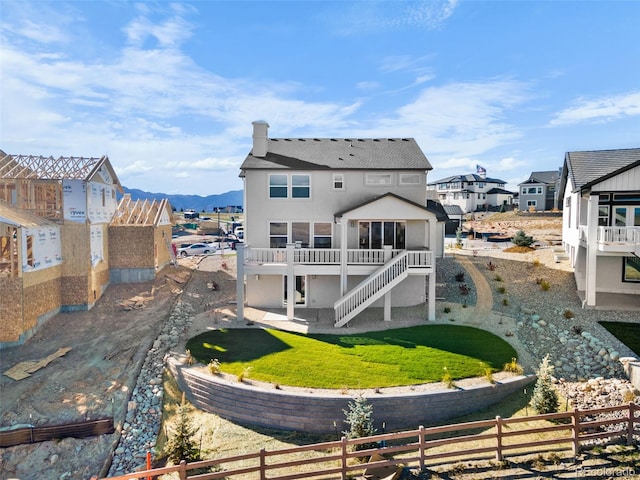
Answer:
top-left (92, 403), bottom-right (639, 480)
top-left (245, 248), bottom-right (424, 266)
top-left (597, 226), bottom-right (640, 244)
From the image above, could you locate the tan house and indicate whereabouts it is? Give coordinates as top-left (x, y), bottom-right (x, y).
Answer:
top-left (236, 121), bottom-right (447, 327)
top-left (559, 148), bottom-right (640, 309)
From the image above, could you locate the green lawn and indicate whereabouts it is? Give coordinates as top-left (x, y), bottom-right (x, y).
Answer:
top-left (599, 321), bottom-right (640, 356)
top-left (185, 325), bottom-right (518, 389)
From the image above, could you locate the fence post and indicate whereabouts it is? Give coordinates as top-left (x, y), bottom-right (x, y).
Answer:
top-left (260, 448), bottom-right (266, 480)
top-left (341, 436), bottom-right (348, 479)
top-left (495, 416), bottom-right (503, 461)
top-left (179, 460), bottom-right (187, 480)
top-left (418, 425), bottom-right (425, 471)
top-left (627, 402), bottom-right (636, 446)
top-left (571, 408), bottom-right (580, 456)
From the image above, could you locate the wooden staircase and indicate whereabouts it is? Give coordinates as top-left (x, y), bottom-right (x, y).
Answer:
top-left (334, 251), bottom-right (411, 328)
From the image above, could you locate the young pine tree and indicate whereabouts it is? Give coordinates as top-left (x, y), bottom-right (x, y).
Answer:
top-left (343, 394), bottom-right (377, 451)
top-left (164, 403), bottom-right (201, 464)
top-left (530, 354), bottom-right (559, 414)
top-left (512, 230), bottom-right (534, 248)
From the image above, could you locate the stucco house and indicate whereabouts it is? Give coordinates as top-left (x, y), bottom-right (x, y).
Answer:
top-left (236, 121), bottom-right (446, 327)
top-left (518, 170), bottom-right (561, 212)
top-left (559, 148), bottom-right (640, 309)
top-left (427, 169), bottom-right (512, 213)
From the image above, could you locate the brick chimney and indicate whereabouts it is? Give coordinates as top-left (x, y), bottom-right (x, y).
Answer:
top-left (252, 120), bottom-right (269, 158)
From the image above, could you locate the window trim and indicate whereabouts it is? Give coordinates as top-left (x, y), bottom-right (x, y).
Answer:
top-left (333, 173), bottom-right (345, 191)
top-left (365, 173), bottom-right (392, 186)
top-left (268, 173), bottom-right (311, 199)
top-left (399, 173), bottom-right (421, 185)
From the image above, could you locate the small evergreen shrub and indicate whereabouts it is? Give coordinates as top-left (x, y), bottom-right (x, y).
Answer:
top-left (539, 279), bottom-right (551, 291)
top-left (512, 230), bottom-right (534, 248)
top-left (443, 306), bottom-right (451, 313)
top-left (494, 274), bottom-right (503, 282)
top-left (502, 298), bottom-right (509, 306)
top-left (497, 286), bottom-right (506, 294)
top-left (455, 272), bottom-right (465, 282)
top-left (343, 394), bottom-right (377, 451)
top-left (164, 402), bottom-right (201, 464)
top-left (530, 354), bottom-right (559, 414)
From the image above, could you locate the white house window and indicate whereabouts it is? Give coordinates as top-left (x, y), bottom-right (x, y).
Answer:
top-left (477, 182), bottom-right (485, 189)
top-left (269, 222), bottom-right (288, 248)
top-left (358, 221), bottom-right (405, 249)
top-left (623, 257), bottom-right (640, 282)
top-left (269, 174), bottom-right (288, 198)
top-left (399, 173), bottom-right (421, 185)
top-left (292, 222), bottom-right (310, 247)
top-left (292, 174), bottom-right (310, 198)
top-left (521, 188), bottom-right (527, 194)
top-left (366, 173), bottom-right (392, 185)
top-left (313, 223), bottom-right (332, 248)
top-left (598, 206), bottom-right (609, 226)
top-left (527, 200), bottom-right (537, 207)
top-left (333, 173), bottom-right (344, 190)
top-left (269, 174), bottom-right (311, 198)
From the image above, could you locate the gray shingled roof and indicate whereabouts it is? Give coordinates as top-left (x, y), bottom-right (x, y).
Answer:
top-left (428, 173), bottom-right (506, 185)
top-left (562, 148), bottom-right (640, 193)
top-left (240, 138), bottom-right (432, 171)
top-left (442, 204), bottom-right (464, 216)
top-left (487, 187), bottom-right (514, 195)
top-left (519, 170), bottom-right (560, 186)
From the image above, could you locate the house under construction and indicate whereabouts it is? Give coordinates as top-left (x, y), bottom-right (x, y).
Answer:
top-left (0, 151), bottom-right (174, 347)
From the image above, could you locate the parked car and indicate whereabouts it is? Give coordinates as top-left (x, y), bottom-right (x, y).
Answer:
top-left (177, 243), bottom-right (215, 257)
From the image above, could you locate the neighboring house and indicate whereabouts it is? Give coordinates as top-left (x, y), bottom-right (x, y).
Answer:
top-left (237, 121), bottom-right (447, 327)
top-left (109, 194), bottom-right (174, 282)
top-left (0, 202), bottom-right (63, 346)
top-left (442, 204), bottom-right (465, 235)
top-left (0, 152), bottom-right (172, 347)
top-left (427, 169), bottom-right (512, 213)
top-left (559, 148), bottom-right (640, 309)
top-left (518, 170), bottom-right (561, 212)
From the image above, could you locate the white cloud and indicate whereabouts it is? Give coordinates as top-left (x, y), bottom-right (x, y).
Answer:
top-left (550, 91), bottom-right (640, 126)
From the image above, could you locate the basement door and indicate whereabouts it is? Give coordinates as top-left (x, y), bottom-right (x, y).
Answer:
top-left (283, 275), bottom-right (307, 306)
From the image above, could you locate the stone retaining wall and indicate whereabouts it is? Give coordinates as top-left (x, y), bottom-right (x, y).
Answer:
top-left (167, 357), bottom-right (535, 434)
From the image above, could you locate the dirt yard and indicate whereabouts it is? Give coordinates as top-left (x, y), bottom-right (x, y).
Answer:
top-left (0, 211), bottom-right (569, 479)
top-left (0, 256), bottom-right (237, 480)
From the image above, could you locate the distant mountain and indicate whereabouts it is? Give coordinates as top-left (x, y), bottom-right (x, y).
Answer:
top-left (122, 187), bottom-right (243, 212)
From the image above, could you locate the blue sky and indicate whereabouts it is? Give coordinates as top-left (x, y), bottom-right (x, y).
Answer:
top-left (1, 1), bottom-right (639, 196)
